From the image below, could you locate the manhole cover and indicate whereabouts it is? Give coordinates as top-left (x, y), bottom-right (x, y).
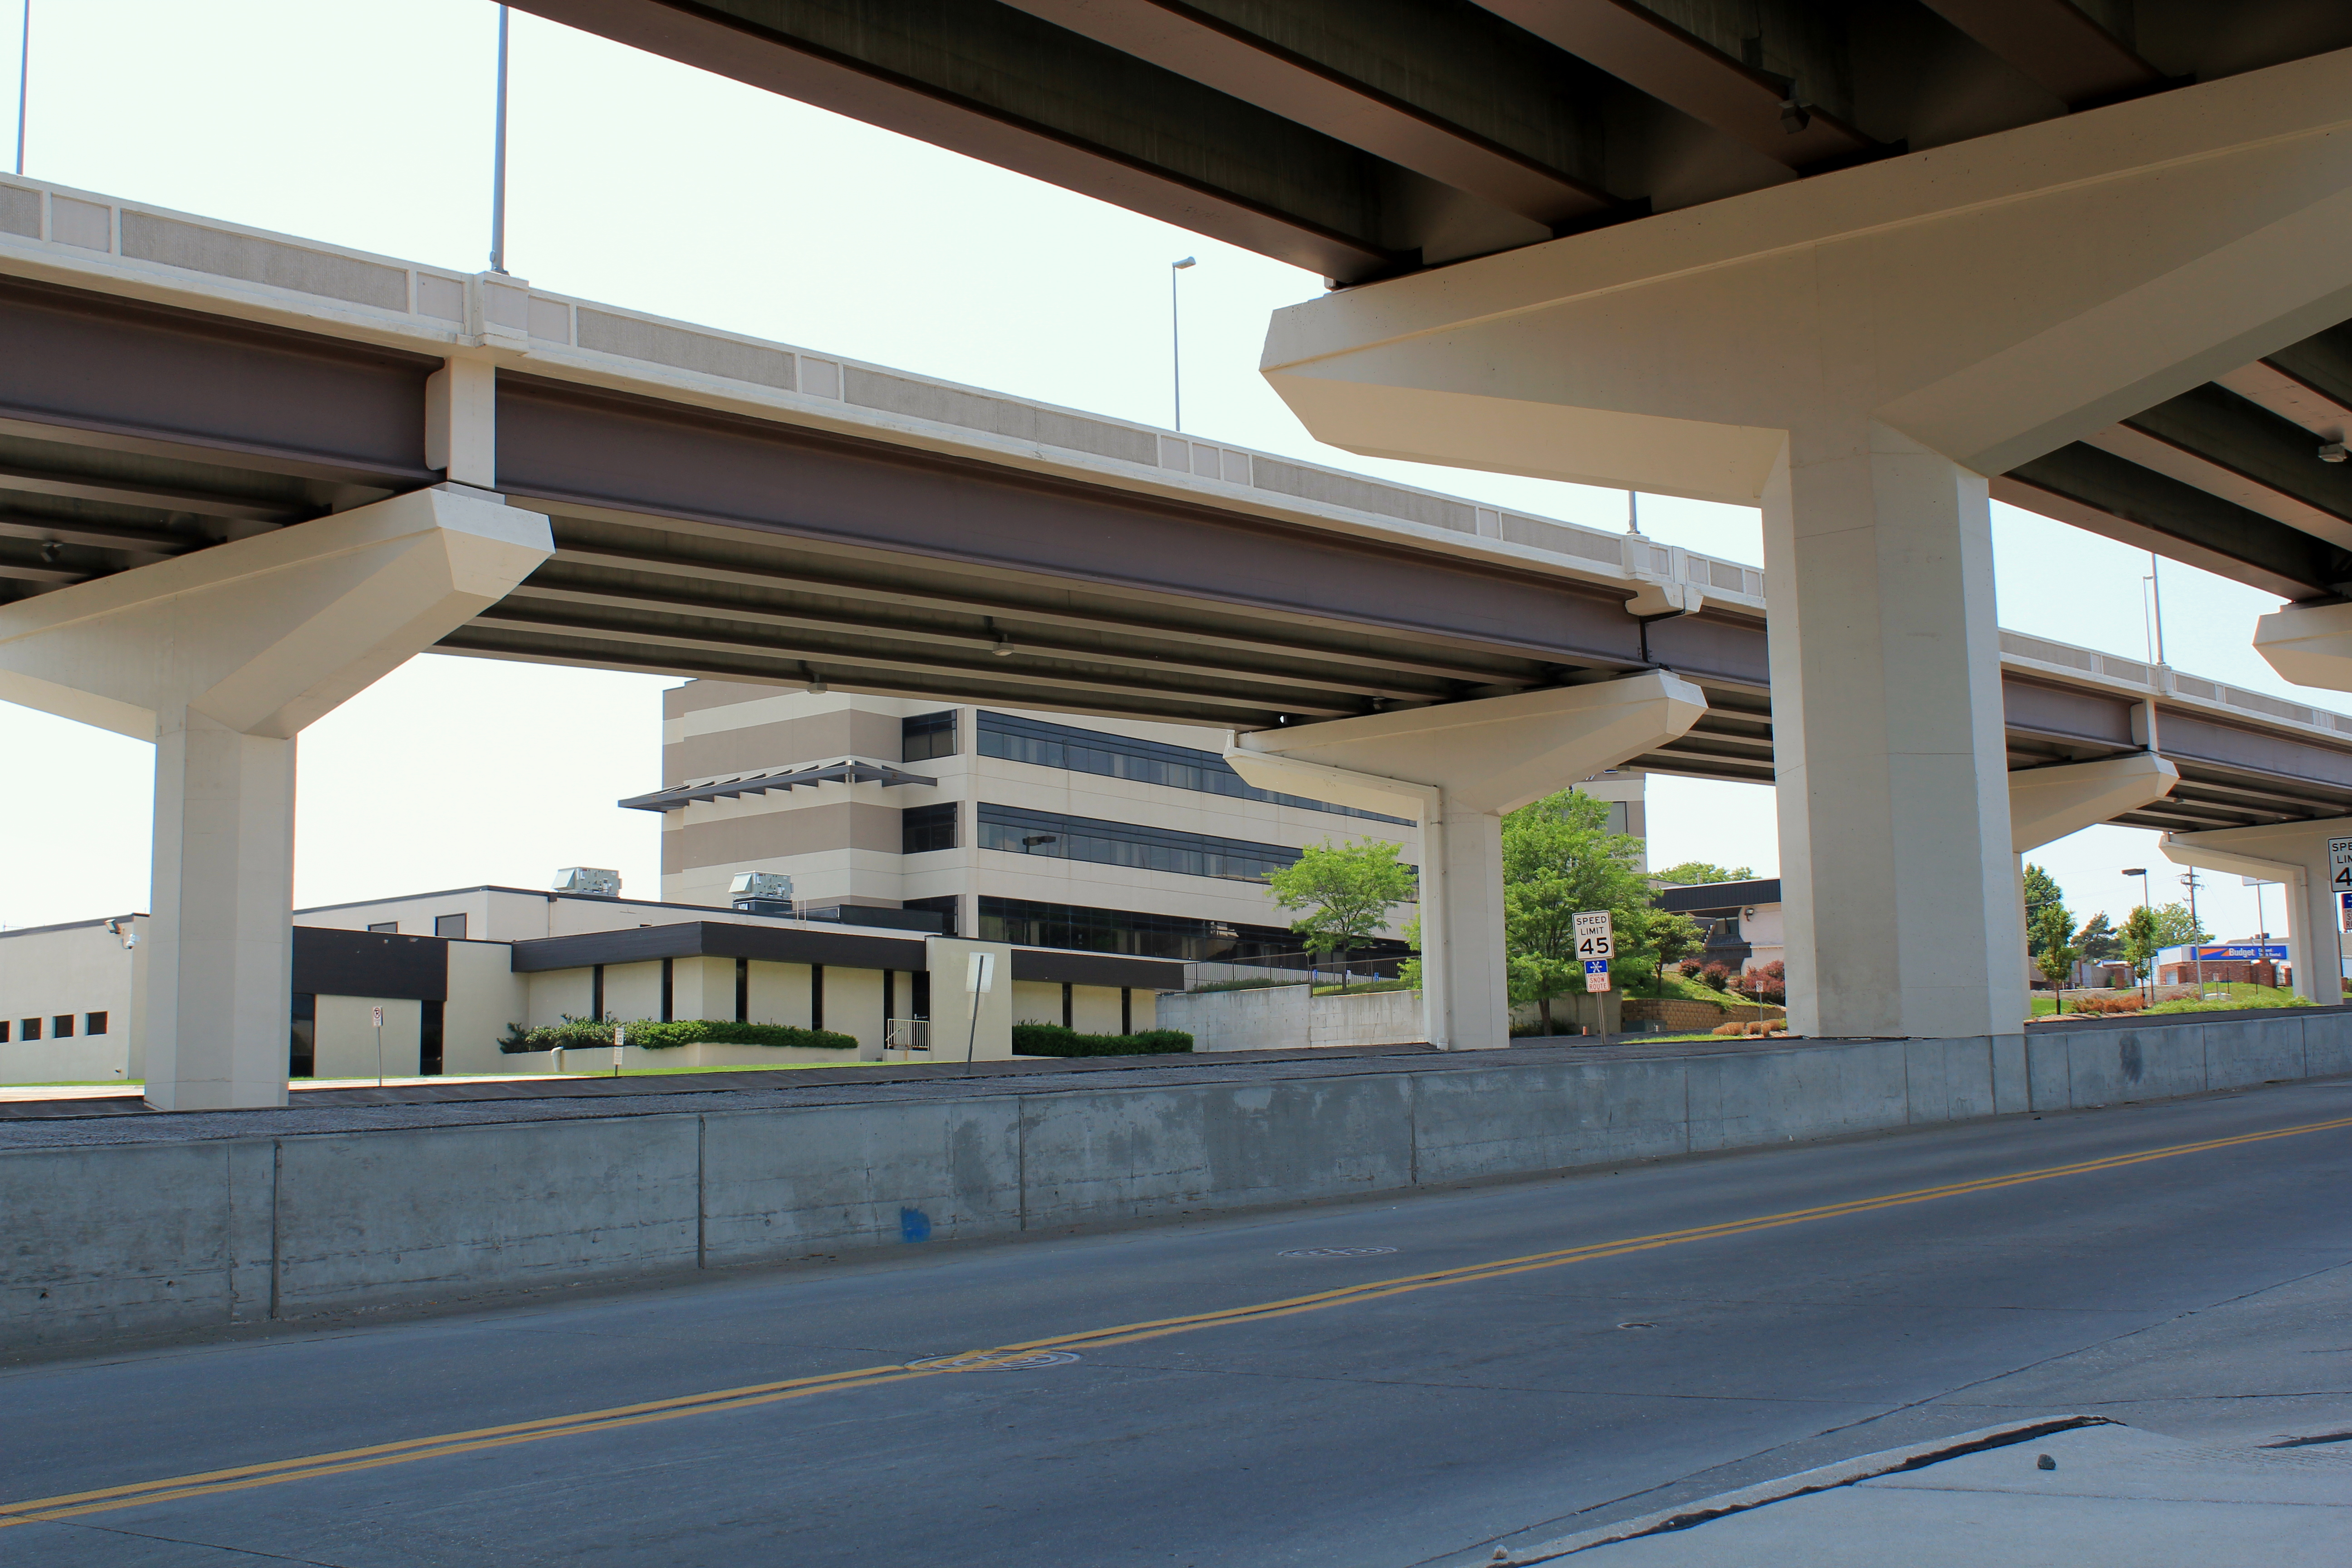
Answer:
top-left (1278, 1245), bottom-right (1399, 1259)
top-left (907, 1349), bottom-right (1082, 1372)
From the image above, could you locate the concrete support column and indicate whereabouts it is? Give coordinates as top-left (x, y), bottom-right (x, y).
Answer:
top-left (2161, 818), bottom-right (2352, 1005)
top-left (1228, 674), bottom-right (1703, 1051)
top-left (1765, 426), bottom-right (2024, 1039)
top-left (0, 486), bottom-right (552, 1109)
top-left (146, 714), bottom-right (299, 1108)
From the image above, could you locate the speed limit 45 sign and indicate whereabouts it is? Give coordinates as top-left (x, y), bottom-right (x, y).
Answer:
top-left (1575, 910), bottom-right (1614, 993)
top-left (2332, 838), bottom-right (2352, 931)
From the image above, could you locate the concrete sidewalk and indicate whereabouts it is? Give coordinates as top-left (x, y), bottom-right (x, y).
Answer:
top-left (1517, 1419), bottom-right (2352, 1564)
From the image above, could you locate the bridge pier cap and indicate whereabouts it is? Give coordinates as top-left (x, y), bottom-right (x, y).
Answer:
top-left (1228, 674), bottom-right (1704, 1051)
top-left (0, 487), bottom-right (553, 1110)
top-left (1263, 53), bottom-right (2352, 1040)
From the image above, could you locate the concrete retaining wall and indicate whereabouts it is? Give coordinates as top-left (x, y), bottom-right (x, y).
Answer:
top-left (1162, 985), bottom-right (1424, 1050)
top-left (6, 1011), bottom-right (2345, 1353)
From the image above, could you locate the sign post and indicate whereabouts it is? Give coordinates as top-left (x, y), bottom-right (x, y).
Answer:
top-left (1574, 911), bottom-right (1614, 1016)
top-left (371, 1005), bottom-right (384, 1087)
top-left (612, 1021), bottom-right (625, 1078)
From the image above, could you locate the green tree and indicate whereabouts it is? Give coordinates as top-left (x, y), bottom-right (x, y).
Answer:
top-left (1500, 789), bottom-right (1655, 1034)
top-left (2076, 911), bottom-right (2119, 965)
top-left (1653, 860), bottom-right (1755, 886)
top-left (1265, 839), bottom-right (1417, 992)
top-left (2149, 900), bottom-right (2210, 946)
top-left (2121, 904), bottom-right (2161, 985)
top-left (1649, 911), bottom-right (1706, 985)
top-left (2032, 904), bottom-right (2081, 1011)
top-left (2022, 863), bottom-right (2066, 954)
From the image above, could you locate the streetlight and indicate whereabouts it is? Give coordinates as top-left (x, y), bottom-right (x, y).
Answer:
top-left (15, 0), bottom-right (29, 176)
top-left (490, 5), bottom-right (511, 273)
top-left (2122, 867), bottom-right (2151, 1000)
top-left (1170, 257), bottom-right (1196, 431)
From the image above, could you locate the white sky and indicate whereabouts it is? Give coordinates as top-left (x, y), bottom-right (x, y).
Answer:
top-left (0, 0), bottom-right (2326, 944)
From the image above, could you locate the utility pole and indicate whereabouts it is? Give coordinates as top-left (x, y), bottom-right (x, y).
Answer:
top-left (1170, 257), bottom-right (1196, 430)
top-left (2182, 868), bottom-right (2206, 998)
top-left (490, 5), bottom-right (510, 274)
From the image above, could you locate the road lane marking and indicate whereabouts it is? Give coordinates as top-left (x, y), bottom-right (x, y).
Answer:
top-left (8, 1109), bottom-right (2349, 1529)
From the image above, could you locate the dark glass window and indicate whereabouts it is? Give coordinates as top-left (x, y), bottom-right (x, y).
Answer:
top-left (52, 1014), bottom-right (73, 1038)
top-left (979, 804), bottom-right (1306, 883)
top-left (0, 1020), bottom-right (10, 1043)
top-left (976, 711), bottom-right (1413, 825)
top-left (902, 710), bottom-right (958, 762)
top-left (84, 1011), bottom-right (107, 1036)
top-left (289, 993), bottom-right (315, 1078)
top-left (977, 896), bottom-right (1409, 965)
top-left (903, 802), bottom-right (958, 854)
top-left (434, 913), bottom-right (467, 939)
top-left (19, 1018), bottom-right (37, 1042)
top-left (420, 1000), bottom-right (444, 1076)
top-left (903, 895), bottom-right (959, 938)
top-left (367, 921), bottom-right (398, 933)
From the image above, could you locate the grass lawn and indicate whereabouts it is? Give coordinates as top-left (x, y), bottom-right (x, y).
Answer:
top-left (2031, 980), bottom-right (2309, 1017)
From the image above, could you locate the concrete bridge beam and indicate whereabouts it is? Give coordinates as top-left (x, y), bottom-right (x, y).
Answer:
top-left (2161, 817), bottom-right (2352, 1007)
top-left (1260, 50), bottom-right (2352, 1041)
top-left (2009, 753), bottom-right (2180, 992)
top-left (1227, 673), bottom-right (1705, 1050)
top-left (0, 487), bottom-right (552, 1109)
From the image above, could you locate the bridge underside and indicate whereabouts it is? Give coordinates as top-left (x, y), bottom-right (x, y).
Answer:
top-left (2, 274), bottom-right (2348, 838)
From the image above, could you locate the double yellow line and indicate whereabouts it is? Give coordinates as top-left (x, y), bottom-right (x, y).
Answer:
top-left (8, 1109), bottom-right (2349, 1530)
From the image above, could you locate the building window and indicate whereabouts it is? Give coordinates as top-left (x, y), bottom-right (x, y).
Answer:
top-left (434, 913), bottom-right (468, 939)
top-left (903, 802), bottom-right (958, 854)
top-left (661, 957), bottom-right (675, 1023)
top-left (84, 1011), bottom-right (107, 1036)
top-left (977, 710), bottom-right (1412, 825)
top-left (977, 896), bottom-right (1411, 965)
top-left (978, 803), bottom-right (1315, 884)
top-left (0, 1020), bottom-right (10, 1043)
top-left (289, 993), bottom-right (315, 1078)
top-left (420, 1000), bottom-right (444, 1076)
top-left (51, 1014), bottom-right (72, 1038)
top-left (735, 957), bottom-right (750, 1024)
top-left (18, 1018), bottom-right (37, 1042)
top-left (591, 964), bottom-right (605, 1021)
top-left (811, 964), bottom-right (825, 1030)
top-left (902, 710), bottom-right (958, 762)
top-left (903, 895), bottom-right (959, 938)
top-left (368, 921), bottom-right (398, 933)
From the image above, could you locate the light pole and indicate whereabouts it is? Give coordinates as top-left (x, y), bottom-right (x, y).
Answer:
top-left (490, 5), bottom-right (511, 274)
top-left (15, 0), bottom-right (29, 176)
top-left (2122, 867), bottom-right (2151, 1000)
top-left (1170, 257), bottom-right (1196, 430)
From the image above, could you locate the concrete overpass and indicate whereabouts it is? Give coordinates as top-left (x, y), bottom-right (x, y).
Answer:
top-left (494, 5), bottom-right (2352, 1045)
top-left (5, 176), bottom-right (2352, 1106)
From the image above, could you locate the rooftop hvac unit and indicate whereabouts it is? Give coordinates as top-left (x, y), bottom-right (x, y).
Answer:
top-left (730, 869), bottom-right (795, 916)
top-left (554, 867), bottom-right (622, 897)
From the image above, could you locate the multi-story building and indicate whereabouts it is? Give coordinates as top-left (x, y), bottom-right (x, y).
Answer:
top-left (632, 685), bottom-right (1648, 972)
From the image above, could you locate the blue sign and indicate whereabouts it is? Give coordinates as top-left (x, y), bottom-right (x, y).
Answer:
top-left (2193, 944), bottom-right (2288, 963)
top-left (1583, 959), bottom-right (1610, 977)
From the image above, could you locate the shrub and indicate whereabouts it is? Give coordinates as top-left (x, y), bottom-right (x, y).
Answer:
top-left (1729, 960), bottom-right (1786, 1005)
top-left (1676, 959), bottom-right (1704, 978)
top-left (1011, 1023), bottom-right (1193, 1057)
top-left (2069, 993), bottom-right (2146, 1015)
top-left (499, 1016), bottom-right (860, 1054)
top-left (1699, 963), bottom-right (1731, 992)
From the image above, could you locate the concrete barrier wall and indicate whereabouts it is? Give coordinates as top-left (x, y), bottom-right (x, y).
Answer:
top-left (1159, 985), bottom-right (1311, 1051)
top-left (6, 1011), bottom-right (2344, 1353)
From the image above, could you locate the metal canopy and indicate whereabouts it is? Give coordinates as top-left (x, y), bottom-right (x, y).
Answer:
top-left (618, 759), bottom-right (940, 813)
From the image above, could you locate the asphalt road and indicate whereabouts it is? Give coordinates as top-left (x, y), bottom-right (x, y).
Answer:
top-left (5, 1079), bottom-right (2351, 1566)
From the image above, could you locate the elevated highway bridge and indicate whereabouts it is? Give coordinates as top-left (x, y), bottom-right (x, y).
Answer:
top-left (4, 168), bottom-right (2352, 1104)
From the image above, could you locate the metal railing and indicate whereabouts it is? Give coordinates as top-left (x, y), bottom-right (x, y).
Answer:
top-left (883, 1018), bottom-right (931, 1061)
top-left (1184, 953), bottom-right (1415, 992)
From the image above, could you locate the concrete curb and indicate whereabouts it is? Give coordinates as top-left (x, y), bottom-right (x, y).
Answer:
top-left (1503, 1416), bottom-right (2116, 1561)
